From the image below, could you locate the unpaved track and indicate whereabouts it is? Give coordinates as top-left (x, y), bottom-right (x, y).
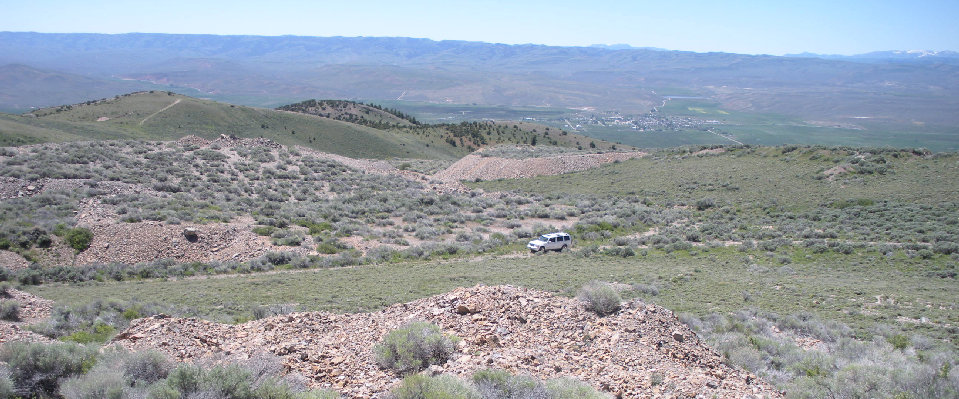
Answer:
top-left (140, 98), bottom-right (181, 126)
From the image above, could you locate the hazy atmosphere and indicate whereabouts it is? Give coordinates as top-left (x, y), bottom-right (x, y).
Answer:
top-left (3, 0), bottom-right (958, 55)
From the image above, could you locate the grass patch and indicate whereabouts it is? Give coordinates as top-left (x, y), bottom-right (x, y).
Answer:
top-left (25, 249), bottom-right (959, 349)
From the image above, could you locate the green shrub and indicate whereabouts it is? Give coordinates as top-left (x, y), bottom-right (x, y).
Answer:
top-left (473, 369), bottom-right (546, 398)
top-left (62, 321), bottom-right (116, 344)
top-left (695, 198), bottom-right (716, 211)
top-left (545, 378), bottom-right (610, 399)
top-left (252, 226), bottom-right (277, 236)
top-left (386, 371), bottom-right (609, 399)
top-left (578, 281), bottom-right (622, 316)
top-left (375, 322), bottom-right (460, 375)
top-left (64, 228), bottom-right (94, 252)
top-left (0, 341), bottom-right (98, 398)
top-left (122, 350), bottom-right (172, 385)
top-left (59, 367), bottom-right (126, 399)
top-left (0, 282), bottom-right (11, 297)
top-left (0, 300), bottom-right (20, 321)
top-left (145, 359), bottom-right (336, 399)
top-left (887, 334), bottom-right (910, 350)
top-left (386, 374), bottom-right (478, 399)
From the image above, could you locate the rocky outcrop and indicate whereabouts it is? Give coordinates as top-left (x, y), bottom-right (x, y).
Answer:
top-left (113, 285), bottom-right (780, 398)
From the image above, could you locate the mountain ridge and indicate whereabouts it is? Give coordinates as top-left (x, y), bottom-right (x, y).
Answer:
top-left (2, 32), bottom-right (957, 129)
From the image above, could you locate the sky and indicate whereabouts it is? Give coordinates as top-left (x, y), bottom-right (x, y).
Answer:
top-left (2, 0), bottom-right (957, 55)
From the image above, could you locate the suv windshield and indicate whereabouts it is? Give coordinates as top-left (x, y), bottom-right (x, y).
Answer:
top-left (538, 235), bottom-right (549, 241)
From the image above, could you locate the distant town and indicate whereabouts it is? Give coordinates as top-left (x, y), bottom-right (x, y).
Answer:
top-left (521, 109), bottom-right (723, 133)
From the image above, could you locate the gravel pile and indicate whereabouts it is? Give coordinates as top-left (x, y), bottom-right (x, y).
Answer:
top-left (433, 152), bottom-right (645, 182)
top-left (74, 219), bottom-right (309, 266)
top-left (0, 250), bottom-right (29, 271)
top-left (113, 285), bottom-right (779, 398)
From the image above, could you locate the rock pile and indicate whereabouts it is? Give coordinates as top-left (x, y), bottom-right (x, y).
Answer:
top-left (0, 289), bottom-right (53, 344)
top-left (433, 152), bottom-right (645, 182)
top-left (0, 250), bottom-right (29, 271)
top-left (113, 285), bottom-right (780, 398)
top-left (75, 218), bottom-right (310, 266)
top-left (0, 177), bottom-right (153, 200)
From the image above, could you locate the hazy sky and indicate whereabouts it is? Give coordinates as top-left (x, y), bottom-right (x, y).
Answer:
top-left (3, 0), bottom-right (957, 55)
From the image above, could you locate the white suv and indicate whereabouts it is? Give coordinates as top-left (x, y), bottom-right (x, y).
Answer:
top-left (527, 232), bottom-right (572, 253)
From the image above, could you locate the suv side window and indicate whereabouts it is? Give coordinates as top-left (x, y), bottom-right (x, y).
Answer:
top-left (549, 237), bottom-right (556, 242)
top-left (564, 236), bottom-right (570, 241)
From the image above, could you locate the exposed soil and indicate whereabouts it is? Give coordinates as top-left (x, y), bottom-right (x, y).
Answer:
top-left (433, 151), bottom-right (645, 182)
top-left (113, 285), bottom-right (780, 398)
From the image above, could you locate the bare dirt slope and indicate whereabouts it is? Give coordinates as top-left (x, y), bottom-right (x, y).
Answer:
top-left (113, 285), bottom-right (779, 398)
top-left (434, 151), bottom-right (645, 182)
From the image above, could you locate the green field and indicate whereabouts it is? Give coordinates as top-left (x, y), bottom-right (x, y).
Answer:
top-left (471, 146), bottom-right (959, 207)
top-left (25, 247), bottom-right (958, 347)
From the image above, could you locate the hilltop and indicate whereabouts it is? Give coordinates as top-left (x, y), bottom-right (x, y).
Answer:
top-left (1, 92), bottom-right (621, 159)
top-left (279, 99), bottom-right (622, 153)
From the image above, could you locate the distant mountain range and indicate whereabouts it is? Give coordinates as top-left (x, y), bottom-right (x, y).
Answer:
top-left (1, 32), bottom-right (958, 129)
top-left (786, 50), bottom-right (959, 64)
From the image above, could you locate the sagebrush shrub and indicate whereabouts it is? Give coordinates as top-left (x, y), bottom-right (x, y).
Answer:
top-left (375, 322), bottom-right (460, 375)
top-left (386, 374), bottom-right (478, 399)
top-left (0, 341), bottom-right (98, 398)
top-left (544, 378), bottom-right (610, 399)
top-left (578, 281), bottom-right (622, 316)
top-left (0, 300), bottom-right (20, 321)
top-left (473, 369), bottom-right (547, 399)
top-left (385, 371), bottom-right (609, 399)
top-left (0, 364), bottom-right (13, 399)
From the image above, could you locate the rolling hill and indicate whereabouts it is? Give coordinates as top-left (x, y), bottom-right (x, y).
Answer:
top-left (3, 91), bottom-right (450, 158)
top-left (0, 92), bottom-right (623, 158)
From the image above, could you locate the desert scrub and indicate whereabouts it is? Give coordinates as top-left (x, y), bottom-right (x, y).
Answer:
top-left (0, 300), bottom-right (20, 321)
top-left (386, 374), bottom-right (478, 399)
top-left (578, 281), bottom-right (622, 316)
top-left (59, 348), bottom-right (172, 399)
top-left (681, 310), bottom-right (959, 399)
top-left (385, 370), bottom-right (610, 399)
top-left (6, 343), bottom-right (338, 399)
top-left (0, 341), bottom-right (99, 398)
top-left (472, 369), bottom-right (548, 398)
top-left (0, 364), bottom-right (13, 399)
top-left (30, 298), bottom-right (184, 343)
top-left (375, 322), bottom-right (460, 375)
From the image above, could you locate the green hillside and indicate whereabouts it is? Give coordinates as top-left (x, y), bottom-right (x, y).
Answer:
top-left (281, 99), bottom-right (626, 153)
top-left (2, 92), bottom-right (627, 159)
top-left (15, 91), bottom-right (455, 159)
